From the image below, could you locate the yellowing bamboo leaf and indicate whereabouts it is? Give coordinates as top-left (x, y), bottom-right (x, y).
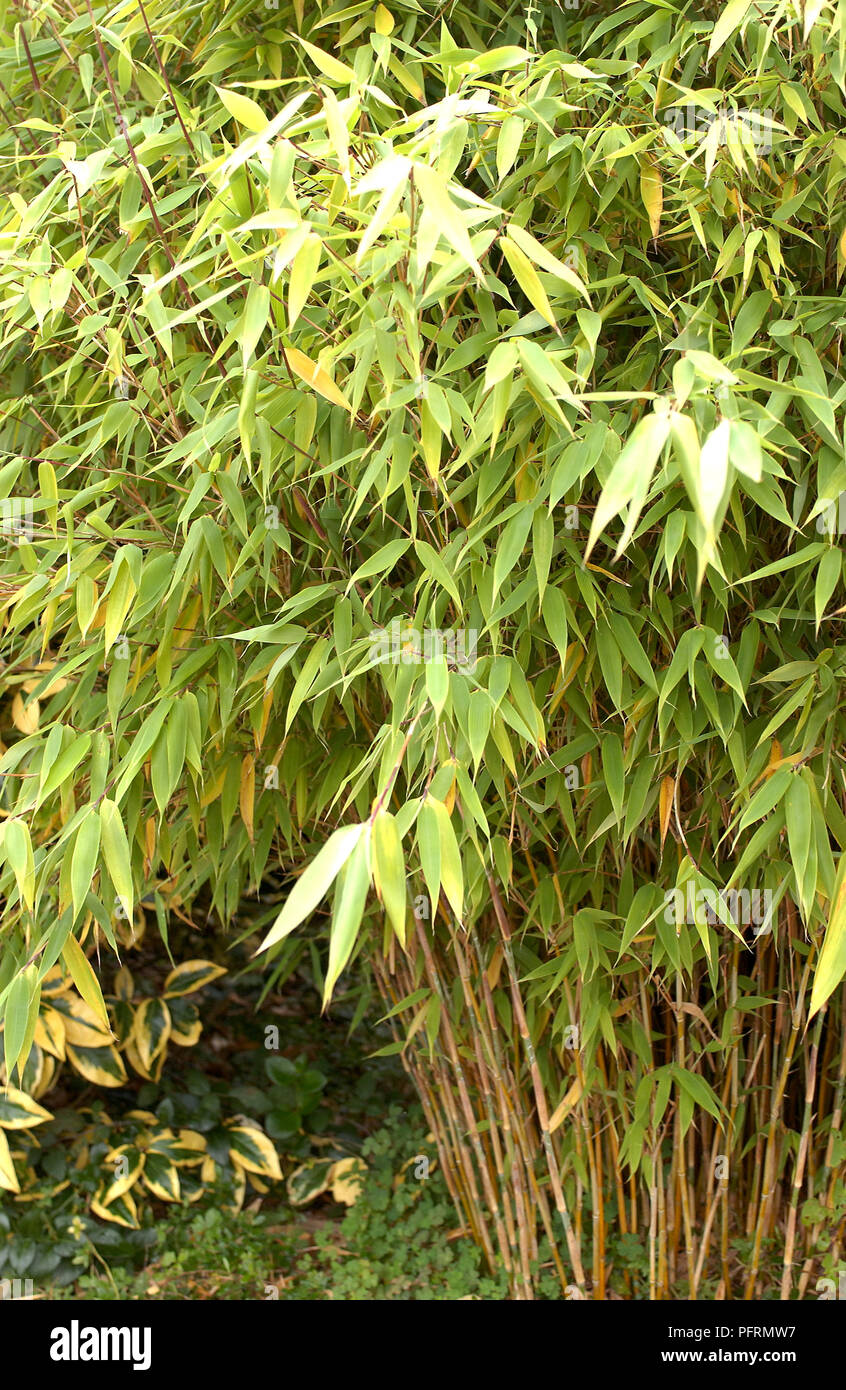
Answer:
top-left (660, 775), bottom-right (675, 850)
top-left (549, 1078), bottom-right (584, 1133)
top-left (11, 691), bottom-right (39, 733)
top-left (240, 752), bottom-right (255, 841)
top-left (22, 673), bottom-right (68, 697)
top-left (285, 347), bottom-right (352, 412)
top-left (640, 160), bottom-right (662, 239)
top-left (499, 234), bottom-right (557, 329)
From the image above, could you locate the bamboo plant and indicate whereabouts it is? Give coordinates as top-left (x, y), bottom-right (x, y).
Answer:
top-left (0, 0), bottom-right (846, 1296)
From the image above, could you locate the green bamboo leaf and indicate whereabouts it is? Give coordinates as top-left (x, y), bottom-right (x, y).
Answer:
top-left (241, 283), bottom-right (270, 369)
top-left (586, 412), bottom-right (671, 558)
top-left (3, 819), bottom-right (35, 912)
top-left (493, 507), bottom-right (535, 602)
top-left (496, 115), bottom-right (524, 181)
top-left (785, 772), bottom-right (814, 920)
top-left (215, 86), bottom-right (268, 133)
top-left (99, 798), bottom-right (135, 924)
top-left (323, 832), bottom-right (371, 1005)
top-left (814, 549), bottom-right (841, 634)
top-left (104, 558), bottom-right (135, 659)
top-left (425, 656), bottom-right (449, 718)
top-left (71, 810), bottom-right (101, 921)
top-left (371, 811), bottom-right (407, 946)
top-left (412, 162), bottom-right (484, 281)
top-left (3, 968), bottom-right (33, 1081)
top-left (735, 767), bottom-right (793, 834)
top-left (601, 734), bottom-right (625, 824)
top-left (467, 691), bottom-right (492, 770)
top-left (416, 801), bottom-right (441, 916)
top-left (414, 540), bottom-right (462, 609)
top-left (708, 0), bottom-right (754, 59)
top-left (430, 798), bottom-right (463, 921)
top-left (346, 539), bottom-right (410, 594)
top-left (61, 935), bottom-right (112, 1034)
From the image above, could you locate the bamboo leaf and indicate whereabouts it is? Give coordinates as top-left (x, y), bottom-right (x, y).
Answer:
top-left (259, 825), bottom-right (364, 953)
top-left (215, 87), bottom-right (268, 133)
top-left (323, 832), bottom-right (371, 1005)
top-left (286, 347), bottom-right (352, 411)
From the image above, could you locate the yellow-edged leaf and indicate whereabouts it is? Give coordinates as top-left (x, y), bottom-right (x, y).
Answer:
top-left (0, 1085), bottom-right (52, 1130)
top-left (330, 1156), bottom-right (366, 1205)
top-left (0, 1127), bottom-right (20, 1193)
top-left (162, 959), bottom-right (227, 998)
top-left (133, 998), bottom-right (172, 1072)
top-left (66, 1043), bottom-right (127, 1088)
top-left (227, 1123), bottom-right (283, 1180)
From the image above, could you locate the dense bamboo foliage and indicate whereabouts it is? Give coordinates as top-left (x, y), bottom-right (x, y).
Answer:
top-left (1, 0), bottom-right (846, 1297)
